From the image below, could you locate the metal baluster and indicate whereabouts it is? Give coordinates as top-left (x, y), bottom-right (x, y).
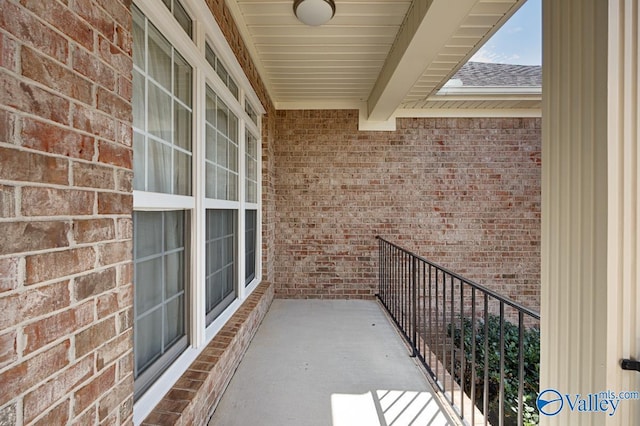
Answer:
top-left (412, 255), bottom-right (417, 356)
top-left (450, 274), bottom-right (454, 406)
top-left (483, 294), bottom-right (489, 426)
top-left (499, 301), bottom-right (505, 426)
top-left (518, 311), bottom-right (524, 426)
top-left (460, 278), bottom-right (465, 420)
top-left (374, 237), bottom-right (540, 426)
top-left (441, 269), bottom-right (447, 396)
top-left (471, 288), bottom-right (476, 426)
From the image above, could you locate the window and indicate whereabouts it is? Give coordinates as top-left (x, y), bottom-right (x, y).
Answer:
top-left (133, 211), bottom-right (188, 398)
top-left (131, 0), bottom-right (263, 416)
top-left (244, 129), bottom-right (259, 286)
top-left (132, 7), bottom-right (192, 195)
top-left (162, 0), bottom-right (192, 37)
top-left (245, 131), bottom-right (258, 204)
top-left (205, 210), bottom-right (236, 324)
top-left (245, 210), bottom-right (257, 286)
top-left (206, 42), bottom-right (239, 99)
top-left (206, 87), bottom-right (238, 200)
top-left (245, 101), bottom-right (258, 125)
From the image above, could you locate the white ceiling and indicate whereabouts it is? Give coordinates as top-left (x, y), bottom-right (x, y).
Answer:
top-left (225, 0), bottom-right (538, 126)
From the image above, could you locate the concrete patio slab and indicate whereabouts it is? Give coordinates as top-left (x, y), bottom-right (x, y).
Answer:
top-left (208, 299), bottom-right (454, 426)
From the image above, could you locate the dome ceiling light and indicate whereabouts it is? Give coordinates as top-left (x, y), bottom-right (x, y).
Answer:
top-left (293, 0), bottom-right (336, 26)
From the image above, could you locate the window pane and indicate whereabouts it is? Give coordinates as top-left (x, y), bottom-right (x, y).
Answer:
top-left (216, 101), bottom-right (228, 137)
top-left (247, 154), bottom-right (256, 181)
top-left (245, 210), bottom-right (257, 285)
top-left (205, 89), bottom-right (237, 201)
top-left (205, 43), bottom-right (216, 71)
top-left (216, 167), bottom-right (227, 200)
top-left (165, 252), bottom-right (184, 298)
top-left (205, 162), bottom-right (216, 199)
top-left (245, 131), bottom-right (258, 203)
top-left (148, 24), bottom-right (171, 90)
top-left (229, 140), bottom-right (238, 171)
top-left (161, 0), bottom-right (192, 38)
top-left (206, 88), bottom-right (216, 126)
top-left (133, 211), bottom-right (188, 395)
top-left (135, 308), bottom-right (162, 373)
top-left (247, 183), bottom-right (256, 205)
top-left (205, 128), bottom-right (216, 163)
top-left (205, 42), bottom-right (238, 99)
top-left (205, 210), bottom-right (236, 325)
top-left (216, 133), bottom-right (228, 168)
top-left (135, 211), bottom-right (162, 258)
top-left (173, 0), bottom-right (192, 38)
top-left (245, 101), bottom-right (257, 125)
top-left (148, 83), bottom-right (172, 142)
top-left (133, 132), bottom-right (145, 191)
top-left (174, 52), bottom-right (192, 106)
top-left (228, 172), bottom-right (237, 201)
top-left (228, 78), bottom-right (238, 99)
top-left (132, 6), bottom-right (145, 68)
top-left (174, 150), bottom-right (192, 195)
top-left (165, 296), bottom-right (185, 346)
top-left (164, 210), bottom-right (184, 251)
top-left (228, 113), bottom-right (238, 143)
top-left (174, 103), bottom-right (191, 151)
top-left (215, 59), bottom-right (229, 90)
top-left (135, 257), bottom-right (162, 313)
top-left (147, 139), bottom-right (172, 193)
top-left (132, 9), bottom-right (192, 196)
top-left (133, 70), bottom-right (145, 130)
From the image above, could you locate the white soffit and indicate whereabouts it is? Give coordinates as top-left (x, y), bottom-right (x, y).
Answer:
top-left (400, 0), bottom-right (526, 110)
top-left (227, 0), bottom-right (412, 108)
top-left (226, 0), bottom-right (530, 121)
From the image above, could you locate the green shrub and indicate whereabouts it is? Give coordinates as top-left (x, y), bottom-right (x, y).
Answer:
top-left (447, 314), bottom-right (540, 426)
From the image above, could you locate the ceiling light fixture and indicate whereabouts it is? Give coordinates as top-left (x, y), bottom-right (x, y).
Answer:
top-left (293, 0), bottom-right (336, 26)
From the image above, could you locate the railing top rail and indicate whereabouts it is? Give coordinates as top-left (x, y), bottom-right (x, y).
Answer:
top-left (376, 236), bottom-right (540, 320)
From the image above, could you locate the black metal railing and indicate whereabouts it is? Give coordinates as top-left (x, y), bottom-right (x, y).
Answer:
top-left (376, 236), bottom-right (540, 426)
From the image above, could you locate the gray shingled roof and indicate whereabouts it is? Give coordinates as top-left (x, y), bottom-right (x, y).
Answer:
top-left (449, 62), bottom-right (542, 87)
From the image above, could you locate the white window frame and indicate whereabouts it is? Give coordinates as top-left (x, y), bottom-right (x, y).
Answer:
top-left (132, 0), bottom-right (264, 423)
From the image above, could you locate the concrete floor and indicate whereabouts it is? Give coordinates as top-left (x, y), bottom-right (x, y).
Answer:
top-left (208, 299), bottom-right (454, 426)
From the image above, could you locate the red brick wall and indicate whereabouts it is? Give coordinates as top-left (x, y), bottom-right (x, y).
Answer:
top-left (274, 110), bottom-right (541, 310)
top-left (0, 0), bottom-right (134, 424)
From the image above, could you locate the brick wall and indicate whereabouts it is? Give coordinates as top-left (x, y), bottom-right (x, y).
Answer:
top-left (0, 0), bottom-right (133, 424)
top-left (274, 110), bottom-right (541, 310)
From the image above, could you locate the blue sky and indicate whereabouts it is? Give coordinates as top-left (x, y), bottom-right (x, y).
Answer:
top-left (470, 0), bottom-right (541, 65)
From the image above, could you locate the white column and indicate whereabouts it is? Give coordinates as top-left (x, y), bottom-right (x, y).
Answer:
top-left (542, 0), bottom-right (640, 425)
top-left (606, 0), bottom-right (640, 424)
top-left (541, 0), bottom-right (608, 424)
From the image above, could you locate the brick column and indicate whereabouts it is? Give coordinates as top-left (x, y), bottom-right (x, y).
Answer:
top-left (0, 0), bottom-right (134, 424)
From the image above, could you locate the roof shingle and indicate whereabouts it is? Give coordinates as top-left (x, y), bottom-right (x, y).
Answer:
top-left (449, 62), bottom-right (542, 87)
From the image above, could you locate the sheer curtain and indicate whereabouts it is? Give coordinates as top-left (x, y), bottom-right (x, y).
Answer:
top-left (132, 7), bottom-right (192, 196)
